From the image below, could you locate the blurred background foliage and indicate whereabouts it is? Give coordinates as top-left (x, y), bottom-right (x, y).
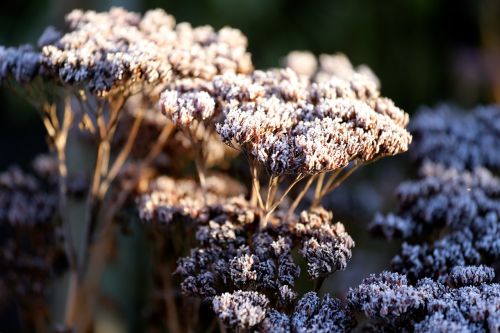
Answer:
top-left (1, 0), bottom-right (499, 169)
top-left (0, 0), bottom-right (499, 332)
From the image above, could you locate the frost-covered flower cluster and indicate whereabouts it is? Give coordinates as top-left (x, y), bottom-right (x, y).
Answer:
top-left (411, 104), bottom-right (500, 172)
top-left (39, 7), bottom-right (252, 96)
top-left (214, 68), bottom-right (410, 175)
top-left (174, 200), bottom-right (355, 330)
top-left (348, 269), bottom-right (500, 332)
top-left (370, 162), bottom-right (500, 282)
top-left (137, 174), bottom-right (246, 225)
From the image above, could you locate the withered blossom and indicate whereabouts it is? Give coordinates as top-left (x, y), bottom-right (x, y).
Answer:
top-left (137, 174), bottom-right (246, 224)
top-left (0, 45), bottom-right (43, 84)
top-left (213, 290), bottom-right (269, 329)
top-left (0, 167), bottom-right (57, 226)
top-left (260, 292), bottom-right (355, 333)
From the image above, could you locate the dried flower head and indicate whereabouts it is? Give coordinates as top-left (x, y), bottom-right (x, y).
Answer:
top-left (214, 68), bottom-right (411, 176)
top-left (0, 45), bottom-right (43, 84)
top-left (0, 167), bottom-right (57, 226)
top-left (212, 290), bottom-right (269, 329)
top-left (295, 207), bottom-right (354, 278)
top-left (283, 50), bottom-right (380, 88)
top-left (137, 174), bottom-right (246, 225)
top-left (40, 7), bottom-right (252, 96)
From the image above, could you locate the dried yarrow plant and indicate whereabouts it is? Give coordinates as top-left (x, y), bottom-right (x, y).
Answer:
top-left (0, 7), bottom-right (417, 333)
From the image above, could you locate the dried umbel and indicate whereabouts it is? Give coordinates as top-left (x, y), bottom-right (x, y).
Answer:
top-left (370, 162), bottom-right (500, 282)
top-left (295, 207), bottom-right (354, 279)
top-left (411, 104), bottom-right (500, 172)
top-left (41, 7), bottom-right (252, 97)
top-left (348, 270), bottom-right (500, 332)
top-left (215, 68), bottom-right (410, 176)
top-left (0, 45), bottom-right (43, 84)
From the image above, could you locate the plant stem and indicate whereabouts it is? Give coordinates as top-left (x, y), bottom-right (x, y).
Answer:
top-left (288, 174), bottom-right (316, 215)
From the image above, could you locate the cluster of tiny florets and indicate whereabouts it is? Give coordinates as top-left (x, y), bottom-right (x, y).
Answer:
top-left (175, 201), bottom-right (356, 329)
top-left (137, 174), bottom-right (246, 225)
top-left (283, 51), bottom-right (380, 88)
top-left (261, 292), bottom-right (356, 333)
top-left (348, 269), bottom-right (500, 332)
top-left (0, 167), bottom-right (57, 226)
top-left (370, 162), bottom-right (500, 282)
top-left (295, 207), bottom-right (354, 278)
top-left (214, 68), bottom-right (411, 175)
top-left (39, 7), bottom-right (252, 96)
top-left (212, 291), bottom-right (269, 329)
top-left (0, 45), bottom-right (43, 84)
top-left (410, 104), bottom-right (500, 172)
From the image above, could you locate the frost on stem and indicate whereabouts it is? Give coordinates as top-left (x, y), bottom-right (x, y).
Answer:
top-left (370, 162), bottom-right (500, 282)
top-left (410, 104), bottom-right (500, 172)
top-left (348, 270), bottom-right (500, 332)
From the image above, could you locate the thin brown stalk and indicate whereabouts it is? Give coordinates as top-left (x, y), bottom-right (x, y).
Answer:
top-left (98, 106), bottom-right (145, 198)
top-left (322, 161), bottom-right (361, 195)
top-left (261, 174), bottom-right (304, 229)
top-left (288, 174), bottom-right (316, 215)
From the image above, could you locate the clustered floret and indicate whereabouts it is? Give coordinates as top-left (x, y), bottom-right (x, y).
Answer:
top-left (295, 207), bottom-right (354, 278)
top-left (137, 174), bottom-right (246, 225)
top-left (283, 51), bottom-right (380, 88)
top-left (410, 104), bottom-right (500, 172)
top-left (370, 162), bottom-right (500, 282)
top-left (261, 292), bottom-right (356, 333)
top-left (175, 199), bottom-right (355, 329)
top-left (0, 166), bottom-right (57, 226)
top-left (39, 8), bottom-right (252, 95)
top-left (348, 270), bottom-right (500, 332)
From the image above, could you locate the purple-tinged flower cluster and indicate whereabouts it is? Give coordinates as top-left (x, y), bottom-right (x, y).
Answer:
top-left (370, 162), bottom-right (500, 282)
top-left (261, 292), bottom-right (356, 333)
top-left (137, 174), bottom-right (246, 225)
top-left (348, 269), bottom-right (500, 332)
top-left (411, 104), bottom-right (500, 172)
top-left (40, 7), bottom-right (252, 96)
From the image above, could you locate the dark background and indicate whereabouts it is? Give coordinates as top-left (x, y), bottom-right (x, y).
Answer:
top-left (1, 0), bottom-right (499, 169)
